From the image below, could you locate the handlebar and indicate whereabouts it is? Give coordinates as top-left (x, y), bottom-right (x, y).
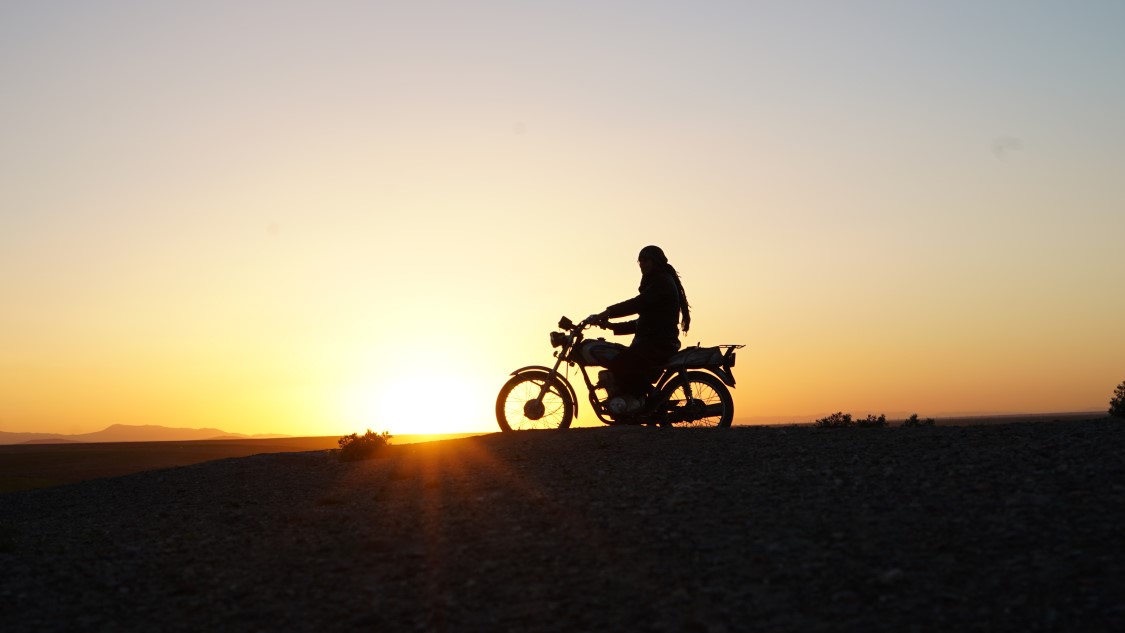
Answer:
top-left (558, 315), bottom-right (606, 331)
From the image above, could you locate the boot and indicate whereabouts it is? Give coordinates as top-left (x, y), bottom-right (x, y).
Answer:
top-left (607, 395), bottom-right (643, 415)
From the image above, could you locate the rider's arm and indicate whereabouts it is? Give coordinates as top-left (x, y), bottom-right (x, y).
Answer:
top-left (608, 320), bottom-right (637, 335)
top-left (603, 274), bottom-right (678, 319)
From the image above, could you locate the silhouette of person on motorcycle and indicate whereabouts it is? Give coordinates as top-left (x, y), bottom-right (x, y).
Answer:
top-left (589, 245), bottom-right (691, 415)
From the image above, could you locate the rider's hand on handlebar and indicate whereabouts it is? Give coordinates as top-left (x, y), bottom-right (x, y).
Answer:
top-left (586, 313), bottom-right (607, 328)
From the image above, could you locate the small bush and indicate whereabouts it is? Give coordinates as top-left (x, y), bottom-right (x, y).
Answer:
top-left (337, 429), bottom-right (393, 462)
top-left (1110, 381), bottom-right (1125, 419)
top-left (856, 414), bottom-right (887, 428)
top-left (814, 412), bottom-right (854, 428)
top-left (902, 413), bottom-right (935, 428)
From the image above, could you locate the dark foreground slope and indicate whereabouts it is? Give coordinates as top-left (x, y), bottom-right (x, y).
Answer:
top-left (0, 434), bottom-right (483, 493)
top-left (0, 437), bottom-right (341, 493)
top-left (2, 421), bottom-right (1123, 632)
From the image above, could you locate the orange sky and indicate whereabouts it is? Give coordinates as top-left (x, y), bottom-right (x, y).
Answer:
top-left (2, 2), bottom-right (1123, 436)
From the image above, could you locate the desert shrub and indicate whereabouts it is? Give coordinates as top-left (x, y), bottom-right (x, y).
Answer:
top-left (337, 429), bottom-right (393, 462)
top-left (902, 413), bottom-right (935, 428)
top-left (856, 414), bottom-right (887, 428)
top-left (814, 412), bottom-right (854, 428)
top-left (1110, 381), bottom-right (1125, 419)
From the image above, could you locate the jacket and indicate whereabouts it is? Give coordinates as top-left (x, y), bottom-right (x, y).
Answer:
top-left (603, 269), bottom-right (682, 355)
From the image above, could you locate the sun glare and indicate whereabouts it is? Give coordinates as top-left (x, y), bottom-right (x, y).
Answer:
top-left (342, 366), bottom-right (494, 436)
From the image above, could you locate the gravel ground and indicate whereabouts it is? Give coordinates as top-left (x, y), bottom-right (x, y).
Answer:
top-left (2, 419), bottom-right (1123, 632)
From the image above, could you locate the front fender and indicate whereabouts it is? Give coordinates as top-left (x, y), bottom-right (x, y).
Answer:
top-left (509, 365), bottom-right (579, 416)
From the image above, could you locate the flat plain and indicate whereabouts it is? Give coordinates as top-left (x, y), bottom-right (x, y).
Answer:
top-left (1, 416), bottom-right (1122, 631)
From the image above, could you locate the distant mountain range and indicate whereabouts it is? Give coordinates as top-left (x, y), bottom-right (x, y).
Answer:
top-left (0, 424), bottom-right (288, 445)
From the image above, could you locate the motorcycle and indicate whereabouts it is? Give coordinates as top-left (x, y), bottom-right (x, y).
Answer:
top-left (495, 315), bottom-right (744, 431)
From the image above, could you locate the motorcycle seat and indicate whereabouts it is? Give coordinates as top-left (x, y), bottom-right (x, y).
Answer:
top-left (661, 346), bottom-right (724, 369)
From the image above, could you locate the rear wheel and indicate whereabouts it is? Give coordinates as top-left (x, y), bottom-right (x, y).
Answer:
top-left (660, 371), bottom-right (734, 427)
top-left (495, 371), bottom-right (574, 432)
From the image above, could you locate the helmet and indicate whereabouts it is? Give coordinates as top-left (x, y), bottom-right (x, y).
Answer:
top-left (638, 245), bottom-right (668, 264)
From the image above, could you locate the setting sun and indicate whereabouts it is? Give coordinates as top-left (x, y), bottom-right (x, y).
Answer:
top-left (370, 372), bottom-right (488, 436)
top-left (339, 346), bottom-right (496, 436)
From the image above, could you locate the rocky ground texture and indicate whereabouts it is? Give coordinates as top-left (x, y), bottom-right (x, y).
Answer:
top-left (2, 419), bottom-right (1124, 632)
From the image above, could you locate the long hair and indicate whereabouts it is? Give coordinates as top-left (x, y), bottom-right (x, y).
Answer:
top-left (638, 245), bottom-right (691, 334)
top-left (666, 262), bottom-right (691, 333)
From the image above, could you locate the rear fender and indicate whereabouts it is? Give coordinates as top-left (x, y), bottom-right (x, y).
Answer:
top-left (657, 365), bottom-right (737, 391)
top-left (509, 365), bottom-right (579, 416)
top-left (712, 365), bottom-right (737, 388)
top-left (717, 347), bottom-right (738, 387)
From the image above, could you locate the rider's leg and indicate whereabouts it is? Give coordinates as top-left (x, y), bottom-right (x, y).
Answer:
top-left (605, 348), bottom-right (661, 414)
top-left (607, 349), bottom-right (647, 398)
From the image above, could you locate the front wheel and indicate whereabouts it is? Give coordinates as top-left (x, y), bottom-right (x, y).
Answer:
top-left (495, 371), bottom-right (574, 432)
top-left (659, 371), bottom-right (734, 428)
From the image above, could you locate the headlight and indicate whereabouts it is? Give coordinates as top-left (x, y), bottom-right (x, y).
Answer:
top-left (550, 331), bottom-right (567, 348)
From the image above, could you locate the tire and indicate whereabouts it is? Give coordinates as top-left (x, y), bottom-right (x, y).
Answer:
top-left (660, 371), bottom-right (734, 427)
top-left (495, 371), bottom-right (574, 432)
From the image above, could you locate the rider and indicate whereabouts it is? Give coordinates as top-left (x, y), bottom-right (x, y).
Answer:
top-left (590, 245), bottom-right (691, 414)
